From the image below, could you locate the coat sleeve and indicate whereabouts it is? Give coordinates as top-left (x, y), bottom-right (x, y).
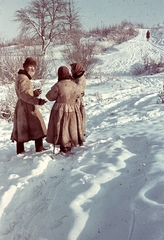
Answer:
top-left (18, 77), bottom-right (40, 105)
top-left (75, 75), bottom-right (86, 93)
top-left (46, 84), bottom-right (58, 101)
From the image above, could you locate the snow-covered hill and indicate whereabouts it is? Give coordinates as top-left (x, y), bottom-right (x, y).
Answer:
top-left (151, 23), bottom-right (164, 46)
top-left (1, 29), bottom-right (164, 240)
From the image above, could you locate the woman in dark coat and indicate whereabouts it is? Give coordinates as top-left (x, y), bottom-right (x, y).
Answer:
top-left (11, 57), bottom-right (47, 154)
top-left (46, 66), bottom-right (84, 154)
top-left (146, 30), bottom-right (150, 41)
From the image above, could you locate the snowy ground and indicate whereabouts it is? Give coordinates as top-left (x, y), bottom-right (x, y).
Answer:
top-left (1, 28), bottom-right (164, 240)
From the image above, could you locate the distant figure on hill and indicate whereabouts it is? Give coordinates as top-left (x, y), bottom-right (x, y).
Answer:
top-left (146, 30), bottom-right (150, 41)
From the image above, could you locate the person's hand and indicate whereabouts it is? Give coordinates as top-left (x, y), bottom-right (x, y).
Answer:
top-left (34, 89), bottom-right (42, 97)
top-left (39, 98), bottom-right (47, 105)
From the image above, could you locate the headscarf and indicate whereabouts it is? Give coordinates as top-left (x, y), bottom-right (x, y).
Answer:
top-left (58, 66), bottom-right (73, 81)
top-left (70, 63), bottom-right (85, 79)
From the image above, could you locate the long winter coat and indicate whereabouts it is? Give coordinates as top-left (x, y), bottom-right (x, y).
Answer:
top-left (46, 79), bottom-right (84, 147)
top-left (11, 70), bottom-right (47, 143)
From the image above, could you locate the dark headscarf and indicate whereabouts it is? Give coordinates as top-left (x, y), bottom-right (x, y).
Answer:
top-left (58, 66), bottom-right (73, 81)
top-left (70, 63), bottom-right (85, 79)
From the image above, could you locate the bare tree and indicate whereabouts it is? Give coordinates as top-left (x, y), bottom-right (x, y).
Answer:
top-left (14, 0), bottom-right (68, 54)
top-left (63, 0), bottom-right (82, 43)
top-left (62, 38), bottom-right (98, 76)
top-left (65, 0), bottom-right (81, 30)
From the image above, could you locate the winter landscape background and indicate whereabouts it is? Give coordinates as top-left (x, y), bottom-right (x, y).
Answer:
top-left (1, 26), bottom-right (164, 239)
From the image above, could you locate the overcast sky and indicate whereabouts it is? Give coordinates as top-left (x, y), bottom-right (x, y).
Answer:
top-left (0, 0), bottom-right (164, 40)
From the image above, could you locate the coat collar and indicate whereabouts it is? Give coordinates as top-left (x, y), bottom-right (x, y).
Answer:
top-left (18, 69), bottom-right (32, 80)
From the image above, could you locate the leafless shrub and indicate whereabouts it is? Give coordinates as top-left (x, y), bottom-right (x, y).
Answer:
top-left (148, 55), bottom-right (164, 74)
top-left (62, 38), bottom-right (99, 76)
top-left (0, 46), bottom-right (52, 84)
top-left (87, 21), bottom-right (139, 44)
top-left (94, 92), bottom-right (103, 103)
top-left (0, 84), bottom-right (17, 122)
top-left (132, 63), bottom-right (145, 76)
top-left (132, 54), bottom-right (164, 75)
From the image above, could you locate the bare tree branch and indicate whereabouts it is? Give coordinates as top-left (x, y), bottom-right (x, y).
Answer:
top-left (14, 0), bottom-right (78, 54)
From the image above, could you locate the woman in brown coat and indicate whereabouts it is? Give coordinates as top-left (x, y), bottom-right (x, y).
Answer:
top-left (11, 57), bottom-right (47, 154)
top-left (70, 63), bottom-right (86, 136)
top-left (46, 66), bottom-right (84, 154)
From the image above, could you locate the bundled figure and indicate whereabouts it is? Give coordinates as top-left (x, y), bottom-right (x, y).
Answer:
top-left (11, 57), bottom-right (47, 154)
top-left (46, 66), bottom-right (84, 155)
top-left (70, 63), bottom-right (86, 136)
top-left (146, 30), bottom-right (150, 41)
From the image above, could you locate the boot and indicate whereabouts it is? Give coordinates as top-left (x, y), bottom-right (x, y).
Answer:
top-left (35, 138), bottom-right (47, 152)
top-left (66, 146), bottom-right (72, 152)
top-left (17, 142), bottom-right (25, 154)
top-left (60, 146), bottom-right (71, 154)
top-left (60, 146), bottom-right (68, 153)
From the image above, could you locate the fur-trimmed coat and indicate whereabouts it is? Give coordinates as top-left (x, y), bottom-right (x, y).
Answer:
top-left (11, 70), bottom-right (47, 142)
top-left (46, 79), bottom-right (84, 147)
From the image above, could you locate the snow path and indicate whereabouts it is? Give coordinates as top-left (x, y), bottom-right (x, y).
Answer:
top-left (95, 29), bottom-right (164, 77)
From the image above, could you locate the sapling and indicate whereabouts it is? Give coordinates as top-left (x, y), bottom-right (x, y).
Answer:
top-left (140, 163), bottom-right (147, 180)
